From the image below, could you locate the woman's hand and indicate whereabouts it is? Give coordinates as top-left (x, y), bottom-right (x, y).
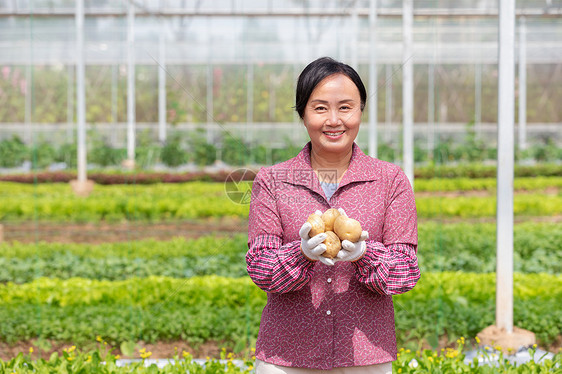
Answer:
top-left (299, 210), bottom-right (335, 266)
top-left (334, 208), bottom-right (368, 262)
top-left (336, 231), bottom-right (369, 262)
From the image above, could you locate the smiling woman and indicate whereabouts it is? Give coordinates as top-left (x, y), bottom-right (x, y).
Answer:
top-left (296, 57), bottom-right (367, 184)
top-left (246, 57), bottom-right (419, 374)
top-left (303, 74), bottom-right (363, 182)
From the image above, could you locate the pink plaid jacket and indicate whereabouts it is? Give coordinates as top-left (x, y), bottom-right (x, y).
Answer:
top-left (247, 142), bottom-right (420, 370)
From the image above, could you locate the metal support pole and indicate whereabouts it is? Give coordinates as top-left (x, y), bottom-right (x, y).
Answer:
top-left (402, 0), bottom-right (414, 186)
top-left (518, 17), bottom-right (527, 151)
top-left (336, 18), bottom-right (343, 61)
top-left (368, 0), bottom-right (378, 158)
top-left (206, 64), bottom-right (214, 143)
top-left (247, 63), bottom-right (254, 143)
top-left (158, 31), bottom-right (167, 143)
top-left (111, 64), bottom-right (118, 145)
top-left (67, 64), bottom-right (74, 142)
top-left (428, 19), bottom-right (436, 161)
top-left (269, 73), bottom-right (275, 122)
top-left (24, 0), bottom-right (34, 147)
top-left (126, 1), bottom-right (136, 162)
top-left (76, 0), bottom-right (86, 182)
top-left (25, 64), bottom-right (31, 143)
top-left (496, 0), bottom-right (515, 334)
top-left (475, 63), bottom-right (482, 136)
top-left (351, 7), bottom-right (359, 70)
top-left (385, 64), bottom-right (393, 144)
top-left (428, 62), bottom-right (435, 161)
top-left (111, 65), bottom-right (117, 123)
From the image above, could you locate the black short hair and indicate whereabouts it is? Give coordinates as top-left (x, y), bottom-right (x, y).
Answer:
top-left (295, 57), bottom-right (367, 119)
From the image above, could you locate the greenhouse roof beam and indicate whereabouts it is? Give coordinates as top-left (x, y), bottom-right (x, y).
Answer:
top-left (1, 8), bottom-right (561, 18)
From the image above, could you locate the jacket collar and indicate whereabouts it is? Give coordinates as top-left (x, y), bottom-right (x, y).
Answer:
top-left (282, 142), bottom-right (379, 196)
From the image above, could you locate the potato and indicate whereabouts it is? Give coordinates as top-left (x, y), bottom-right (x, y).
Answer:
top-left (306, 213), bottom-right (325, 237)
top-left (334, 215), bottom-right (362, 242)
top-left (322, 231), bottom-right (341, 259)
top-left (321, 208), bottom-right (341, 231)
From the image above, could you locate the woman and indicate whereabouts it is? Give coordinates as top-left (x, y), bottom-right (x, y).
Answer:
top-left (247, 57), bottom-right (420, 373)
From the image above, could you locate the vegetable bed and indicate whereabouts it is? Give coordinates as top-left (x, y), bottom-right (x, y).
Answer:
top-left (1, 344), bottom-right (560, 373)
top-left (0, 179), bottom-right (560, 221)
top-left (1, 175), bottom-right (560, 367)
top-left (0, 273), bottom-right (560, 350)
top-left (1, 222), bottom-right (560, 283)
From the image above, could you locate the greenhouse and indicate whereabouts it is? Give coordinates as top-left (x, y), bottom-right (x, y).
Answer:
top-left (0, 1), bottom-right (561, 373)
top-left (0, 0), bottom-right (561, 169)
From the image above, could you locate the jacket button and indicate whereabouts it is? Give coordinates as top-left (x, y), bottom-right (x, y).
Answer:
top-left (327, 278), bottom-right (332, 283)
top-left (326, 310), bottom-right (332, 315)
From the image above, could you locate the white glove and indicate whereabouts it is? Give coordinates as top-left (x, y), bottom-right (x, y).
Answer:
top-left (335, 208), bottom-right (369, 262)
top-left (299, 210), bottom-right (335, 266)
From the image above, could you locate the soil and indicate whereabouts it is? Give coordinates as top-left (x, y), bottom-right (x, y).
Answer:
top-left (1, 217), bottom-right (247, 244)
top-left (2, 336), bottom-right (559, 362)
top-left (477, 325), bottom-right (537, 354)
top-left (3, 215), bottom-right (562, 245)
top-left (0, 339), bottom-right (234, 361)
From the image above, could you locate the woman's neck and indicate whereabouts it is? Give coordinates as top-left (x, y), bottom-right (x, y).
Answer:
top-left (310, 146), bottom-right (353, 183)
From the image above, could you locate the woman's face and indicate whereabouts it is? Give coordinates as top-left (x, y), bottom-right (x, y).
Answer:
top-left (302, 73), bottom-right (363, 157)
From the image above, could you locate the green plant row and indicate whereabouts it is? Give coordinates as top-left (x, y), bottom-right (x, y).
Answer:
top-left (3, 345), bottom-right (560, 374)
top-left (0, 235), bottom-right (249, 283)
top-left (417, 222), bottom-right (562, 274)
top-left (2, 127), bottom-right (562, 169)
top-left (394, 344), bottom-right (562, 373)
top-left (2, 129), bottom-right (562, 170)
top-left (415, 163), bottom-right (562, 179)
top-left (2, 177), bottom-right (560, 196)
top-left (415, 194), bottom-right (562, 218)
top-left (2, 349), bottom-right (255, 374)
top-left (0, 276), bottom-right (262, 350)
top-left (0, 180), bottom-right (231, 198)
top-left (1, 222), bottom-right (560, 283)
top-left (0, 131), bottom-right (304, 169)
top-left (3, 172), bottom-right (562, 191)
top-left (0, 169), bottom-right (256, 185)
top-left (1, 177), bottom-right (560, 199)
top-left (394, 273), bottom-right (562, 350)
top-left (1, 181), bottom-right (561, 222)
top-left (414, 176), bottom-right (562, 193)
top-left (0, 273), bottom-right (560, 348)
top-left (0, 181), bottom-right (250, 222)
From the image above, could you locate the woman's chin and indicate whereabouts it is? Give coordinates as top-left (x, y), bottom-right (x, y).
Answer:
top-left (316, 138), bottom-right (353, 154)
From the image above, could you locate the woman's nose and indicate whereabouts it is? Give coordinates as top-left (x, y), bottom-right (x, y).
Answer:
top-left (326, 109), bottom-right (341, 125)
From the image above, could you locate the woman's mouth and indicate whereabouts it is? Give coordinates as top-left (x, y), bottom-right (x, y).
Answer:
top-left (323, 130), bottom-right (345, 138)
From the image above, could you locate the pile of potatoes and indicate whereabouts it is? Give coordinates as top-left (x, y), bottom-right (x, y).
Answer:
top-left (306, 208), bottom-right (363, 259)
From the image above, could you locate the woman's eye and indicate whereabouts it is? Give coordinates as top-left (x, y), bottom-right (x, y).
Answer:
top-left (340, 106), bottom-right (351, 111)
top-left (315, 106), bottom-right (327, 112)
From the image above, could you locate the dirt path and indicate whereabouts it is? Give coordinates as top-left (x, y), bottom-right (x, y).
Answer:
top-left (2, 336), bottom-right (559, 361)
top-left (1, 218), bottom-right (248, 244)
top-left (3, 215), bottom-right (562, 244)
top-left (0, 339), bottom-right (230, 361)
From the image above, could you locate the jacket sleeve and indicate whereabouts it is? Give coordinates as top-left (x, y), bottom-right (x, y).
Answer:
top-left (353, 242), bottom-right (420, 295)
top-left (246, 168), bottom-right (315, 293)
top-left (353, 166), bottom-right (420, 295)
